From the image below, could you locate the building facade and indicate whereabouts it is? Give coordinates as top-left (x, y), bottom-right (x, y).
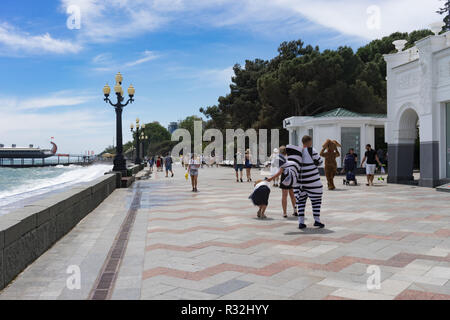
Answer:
top-left (283, 108), bottom-right (386, 167)
top-left (384, 31), bottom-right (450, 187)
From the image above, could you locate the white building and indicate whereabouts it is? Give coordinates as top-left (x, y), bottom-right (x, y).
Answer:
top-left (283, 108), bottom-right (386, 167)
top-left (384, 28), bottom-right (450, 187)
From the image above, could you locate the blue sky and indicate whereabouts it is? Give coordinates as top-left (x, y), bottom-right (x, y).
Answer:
top-left (0, 0), bottom-right (443, 154)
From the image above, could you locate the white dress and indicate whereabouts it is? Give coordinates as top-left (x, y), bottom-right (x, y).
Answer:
top-left (270, 153), bottom-right (280, 175)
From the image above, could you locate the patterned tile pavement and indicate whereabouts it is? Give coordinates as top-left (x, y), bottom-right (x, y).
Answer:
top-left (1, 165), bottom-right (450, 300)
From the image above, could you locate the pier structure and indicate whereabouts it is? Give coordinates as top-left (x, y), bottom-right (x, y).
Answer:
top-left (0, 154), bottom-right (96, 168)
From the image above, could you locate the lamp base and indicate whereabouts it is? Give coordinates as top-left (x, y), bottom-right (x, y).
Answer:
top-left (113, 154), bottom-right (127, 173)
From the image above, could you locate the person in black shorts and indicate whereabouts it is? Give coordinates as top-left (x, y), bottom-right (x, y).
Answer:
top-left (361, 144), bottom-right (382, 186)
top-left (267, 146), bottom-right (297, 218)
top-left (234, 152), bottom-right (244, 182)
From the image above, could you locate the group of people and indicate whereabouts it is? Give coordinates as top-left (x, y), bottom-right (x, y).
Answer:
top-left (233, 150), bottom-right (253, 182)
top-left (182, 154), bottom-right (220, 169)
top-left (148, 154), bottom-right (174, 178)
top-left (249, 135), bottom-right (325, 229)
top-left (249, 137), bottom-right (387, 229)
top-left (343, 144), bottom-right (384, 186)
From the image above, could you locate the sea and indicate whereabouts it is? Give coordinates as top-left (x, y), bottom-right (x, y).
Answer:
top-left (0, 163), bottom-right (113, 216)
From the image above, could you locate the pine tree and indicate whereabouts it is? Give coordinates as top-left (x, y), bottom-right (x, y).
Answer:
top-left (437, 0), bottom-right (450, 31)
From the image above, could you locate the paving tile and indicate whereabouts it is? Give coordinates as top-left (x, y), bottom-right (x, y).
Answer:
top-left (2, 166), bottom-right (450, 301)
top-left (423, 266), bottom-right (450, 280)
top-left (331, 288), bottom-right (394, 300)
top-left (203, 279), bottom-right (252, 296)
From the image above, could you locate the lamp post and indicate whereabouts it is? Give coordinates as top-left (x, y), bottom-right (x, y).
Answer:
top-left (130, 118), bottom-right (145, 165)
top-left (103, 72), bottom-right (135, 173)
top-left (140, 133), bottom-right (148, 161)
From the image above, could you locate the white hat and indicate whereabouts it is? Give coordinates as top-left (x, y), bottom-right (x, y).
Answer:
top-left (273, 148), bottom-right (279, 153)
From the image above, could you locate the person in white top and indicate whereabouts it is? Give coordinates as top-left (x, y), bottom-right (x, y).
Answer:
top-left (188, 154), bottom-right (200, 192)
top-left (270, 148), bottom-right (281, 187)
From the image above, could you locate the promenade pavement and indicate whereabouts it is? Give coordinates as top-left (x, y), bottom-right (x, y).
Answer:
top-left (1, 165), bottom-right (450, 300)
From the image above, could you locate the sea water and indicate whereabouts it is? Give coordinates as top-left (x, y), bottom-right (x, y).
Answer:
top-left (0, 164), bottom-right (113, 216)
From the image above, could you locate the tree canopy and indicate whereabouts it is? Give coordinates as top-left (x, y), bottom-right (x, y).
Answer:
top-left (200, 30), bottom-right (433, 144)
top-left (437, 0), bottom-right (450, 31)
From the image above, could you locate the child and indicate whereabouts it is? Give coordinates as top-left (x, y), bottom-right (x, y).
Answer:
top-left (249, 179), bottom-right (271, 219)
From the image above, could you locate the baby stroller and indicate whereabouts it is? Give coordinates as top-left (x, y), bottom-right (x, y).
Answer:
top-left (343, 154), bottom-right (358, 186)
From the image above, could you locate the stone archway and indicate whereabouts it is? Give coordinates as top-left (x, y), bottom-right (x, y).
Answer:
top-left (387, 108), bottom-right (419, 184)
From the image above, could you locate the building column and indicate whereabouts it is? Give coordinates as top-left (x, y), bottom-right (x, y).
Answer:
top-left (419, 141), bottom-right (440, 187)
top-left (387, 143), bottom-right (415, 183)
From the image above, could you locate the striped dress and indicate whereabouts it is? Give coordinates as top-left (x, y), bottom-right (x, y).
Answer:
top-left (286, 145), bottom-right (324, 224)
top-left (280, 148), bottom-right (301, 189)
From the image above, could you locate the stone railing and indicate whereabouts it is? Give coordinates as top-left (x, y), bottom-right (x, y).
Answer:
top-left (0, 173), bottom-right (118, 290)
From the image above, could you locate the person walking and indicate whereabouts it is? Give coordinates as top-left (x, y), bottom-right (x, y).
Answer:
top-left (266, 146), bottom-right (298, 218)
top-left (234, 151), bottom-right (244, 183)
top-left (244, 149), bottom-right (252, 182)
top-left (165, 153), bottom-right (174, 177)
top-left (342, 148), bottom-right (358, 185)
top-left (270, 148), bottom-right (281, 187)
top-left (361, 144), bottom-right (382, 186)
top-left (293, 136), bottom-right (325, 229)
top-left (156, 156), bottom-right (161, 172)
top-left (188, 154), bottom-right (200, 192)
top-left (149, 156), bottom-right (155, 172)
top-left (160, 155), bottom-right (165, 172)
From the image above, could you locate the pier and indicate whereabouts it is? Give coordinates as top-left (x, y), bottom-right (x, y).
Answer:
top-left (0, 154), bottom-right (96, 168)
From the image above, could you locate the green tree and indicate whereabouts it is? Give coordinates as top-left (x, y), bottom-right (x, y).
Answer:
top-left (437, 0), bottom-right (450, 31)
top-left (178, 115), bottom-right (204, 137)
top-left (142, 121), bottom-right (171, 145)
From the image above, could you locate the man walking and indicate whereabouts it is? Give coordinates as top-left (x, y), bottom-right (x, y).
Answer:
top-left (360, 144), bottom-right (382, 186)
top-left (165, 153), bottom-right (174, 177)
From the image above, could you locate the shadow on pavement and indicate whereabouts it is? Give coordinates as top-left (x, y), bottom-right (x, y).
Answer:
top-left (284, 228), bottom-right (335, 235)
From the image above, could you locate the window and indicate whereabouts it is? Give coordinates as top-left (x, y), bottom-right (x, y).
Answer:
top-left (308, 128), bottom-right (313, 140)
top-left (341, 127), bottom-right (361, 166)
top-left (292, 130), bottom-right (298, 146)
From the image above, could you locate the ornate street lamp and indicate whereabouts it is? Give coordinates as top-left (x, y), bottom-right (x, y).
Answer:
top-left (140, 133), bottom-right (148, 160)
top-left (103, 72), bottom-right (135, 173)
top-left (130, 118), bottom-right (145, 165)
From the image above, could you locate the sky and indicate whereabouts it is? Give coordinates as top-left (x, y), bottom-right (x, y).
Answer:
top-left (0, 0), bottom-right (444, 154)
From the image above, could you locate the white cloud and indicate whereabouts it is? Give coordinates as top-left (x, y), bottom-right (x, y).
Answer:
top-left (274, 0), bottom-right (443, 40)
top-left (0, 0), bottom-right (440, 56)
top-left (91, 50), bottom-right (159, 72)
top-left (0, 0), bottom-right (442, 57)
top-left (198, 66), bottom-right (234, 88)
top-left (0, 91), bottom-right (95, 111)
top-left (0, 109), bottom-right (113, 154)
top-left (163, 65), bottom-right (234, 90)
top-left (0, 90), bottom-right (112, 153)
top-left (60, 0), bottom-right (444, 43)
top-left (60, 0), bottom-right (168, 43)
top-left (124, 51), bottom-right (159, 67)
top-left (0, 22), bottom-right (82, 55)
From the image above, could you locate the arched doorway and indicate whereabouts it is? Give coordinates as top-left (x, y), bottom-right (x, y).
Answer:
top-left (388, 108), bottom-right (419, 184)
